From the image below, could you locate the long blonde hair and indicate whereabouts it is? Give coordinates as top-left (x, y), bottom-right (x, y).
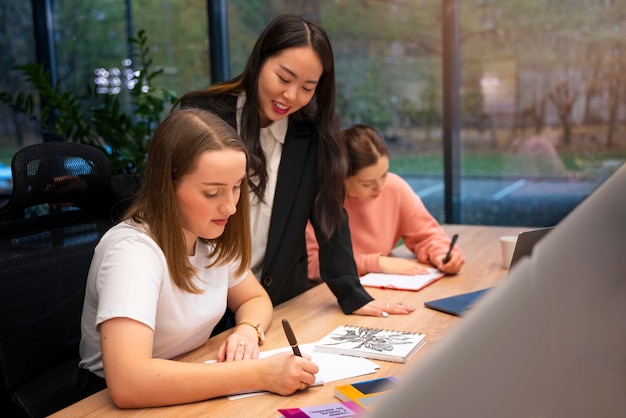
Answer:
top-left (125, 109), bottom-right (251, 293)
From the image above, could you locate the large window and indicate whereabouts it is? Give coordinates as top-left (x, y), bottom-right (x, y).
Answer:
top-left (457, 1), bottom-right (626, 226)
top-left (227, 0), bottom-right (626, 227)
top-left (2, 1), bottom-right (625, 226)
top-left (227, 0), bottom-right (448, 220)
top-left (0, 1), bottom-right (38, 189)
top-left (0, 0), bottom-right (208, 183)
top-left (52, 0), bottom-right (209, 105)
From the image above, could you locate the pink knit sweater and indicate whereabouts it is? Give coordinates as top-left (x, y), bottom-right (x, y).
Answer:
top-left (306, 173), bottom-right (460, 278)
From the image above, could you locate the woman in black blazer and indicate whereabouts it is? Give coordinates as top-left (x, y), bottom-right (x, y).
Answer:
top-left (178, 14), bottom-right (414, 327)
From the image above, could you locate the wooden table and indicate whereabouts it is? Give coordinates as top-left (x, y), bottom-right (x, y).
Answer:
top-left (51, 224), bottom-right (528, 417)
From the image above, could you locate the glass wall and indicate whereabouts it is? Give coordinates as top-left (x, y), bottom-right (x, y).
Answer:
top-left (52, 0), bottom-right (209, 107)
top-left (227, 0), bottom-right (447, 220)
top-left (1, 0), bottom-right (625, 226)
top-left (0, 0), bottom-right (208, 184)
top-left (227, 0), bottom-right (626, 227)
top-left (0, 1), bottom-right (38, 193)
top-left (458, 0), bottom-right (626, 226)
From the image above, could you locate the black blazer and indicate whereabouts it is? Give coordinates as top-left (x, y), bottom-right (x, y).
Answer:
top-left (181, 94), bottom-right (373, 313)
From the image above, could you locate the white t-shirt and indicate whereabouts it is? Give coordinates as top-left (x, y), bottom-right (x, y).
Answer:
top-left (79, 221), bottom-right (246, 377)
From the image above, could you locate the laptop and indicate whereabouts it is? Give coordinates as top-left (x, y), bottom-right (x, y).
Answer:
top-left (424, 227), bottom-right (553, 316)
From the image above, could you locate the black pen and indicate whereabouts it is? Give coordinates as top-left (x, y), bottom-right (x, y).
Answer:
top-left (282, 319), bottom-right (302, 357)
top-left (443, 234), bottom-right (459, 264)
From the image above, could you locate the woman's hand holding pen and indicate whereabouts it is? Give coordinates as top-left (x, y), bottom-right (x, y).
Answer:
top-left (434, 233), bottom-right (464, 274)
top-left (433, 251), bottom-right (464, 274)
top-left (261, 352), bottom-right (319, 395)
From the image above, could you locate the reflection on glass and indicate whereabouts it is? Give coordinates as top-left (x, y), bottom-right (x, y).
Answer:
top-left (228, 1), bottom-right (625, 227)
top-left (227, 0), bottom-right (446, 221)
top-left (52, 0), bottom-right (209, 113)
top-left (3, 1), bottom-right (625, 227)
top-left (459, 1), bottom-right (626, 226)
top-left (0, 2), bottom-right (38, 196)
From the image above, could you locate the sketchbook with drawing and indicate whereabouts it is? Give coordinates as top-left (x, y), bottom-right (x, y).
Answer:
top-left (314, 325), bottom-right (426, 363)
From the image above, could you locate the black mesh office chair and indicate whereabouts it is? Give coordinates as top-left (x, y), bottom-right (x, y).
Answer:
top-left (0, 142), bottom-right (113, 221)
top-left (0, 142), bottom-right (118, 417)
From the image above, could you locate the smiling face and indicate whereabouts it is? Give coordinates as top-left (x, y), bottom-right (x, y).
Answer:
top-left (175, 148), bottom-right (247, 253)
top-left (345, 155), bottom-right (390, 201)
top-left (257, 46), bottom-right (323, 127)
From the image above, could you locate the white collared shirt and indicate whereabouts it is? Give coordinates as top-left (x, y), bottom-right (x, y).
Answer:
top-left (236, 94), bottom-right (287, 279)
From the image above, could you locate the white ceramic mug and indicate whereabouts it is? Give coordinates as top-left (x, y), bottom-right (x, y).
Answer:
top-left (500, 235), bottom-right (518, 269)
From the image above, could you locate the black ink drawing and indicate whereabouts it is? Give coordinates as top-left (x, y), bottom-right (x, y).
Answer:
top-left (325, 327), bottom-right (416, 353)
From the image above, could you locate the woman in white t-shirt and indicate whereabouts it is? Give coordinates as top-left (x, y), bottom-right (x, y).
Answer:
top-left (78, 109), bottom-right (318, 408)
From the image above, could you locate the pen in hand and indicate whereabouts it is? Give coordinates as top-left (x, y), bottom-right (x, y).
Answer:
top-left (282, 319), bottom-right (302, 357)
top-left (442, 234), bottom-right (459, 264)
top-left (282, 319), bottom-right (324, 388)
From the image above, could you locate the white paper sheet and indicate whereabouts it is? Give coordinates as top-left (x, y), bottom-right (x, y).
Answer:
top-left (205, 343), bottom-right (380, 400)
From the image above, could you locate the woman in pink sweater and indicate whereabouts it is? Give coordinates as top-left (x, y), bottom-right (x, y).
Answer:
top-left (306, 124), bottom-right (464, 280)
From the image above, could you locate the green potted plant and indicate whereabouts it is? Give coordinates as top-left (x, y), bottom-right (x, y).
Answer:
top-left (0, 29), bottom-right (178, 175)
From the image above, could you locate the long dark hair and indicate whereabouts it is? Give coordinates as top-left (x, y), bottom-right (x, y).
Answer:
top-left (177, 14), bottom-right (345, 240)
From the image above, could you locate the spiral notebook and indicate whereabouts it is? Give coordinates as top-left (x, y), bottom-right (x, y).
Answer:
top-left (314, 325), bottom-right (426, 363)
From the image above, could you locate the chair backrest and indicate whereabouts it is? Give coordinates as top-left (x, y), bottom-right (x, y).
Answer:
top-left (0, 142), bottom-right (112, 221)
top-left (0, 141), bottom-right (117, 417)
top-left (0, 212), bottom-right (115, 417)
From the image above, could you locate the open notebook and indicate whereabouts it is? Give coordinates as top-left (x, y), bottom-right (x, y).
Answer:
top-left (424, 227), bottom-right (553, 316)
top-left (360, 267), bottom-right (444, 291)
